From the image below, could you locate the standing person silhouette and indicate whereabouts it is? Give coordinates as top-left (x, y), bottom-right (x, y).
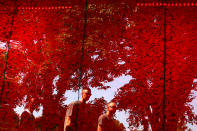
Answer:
top-left (19, 98), bottom-right (35, 130)
top-left (64, 88), bottom-right (92, 131)
top-left (97, 102), bottom-right (117, 131)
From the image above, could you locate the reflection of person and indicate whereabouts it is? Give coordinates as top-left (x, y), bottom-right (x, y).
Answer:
top-left (64, 88), bottom-right (92, 131)
top-left (19, 98), bottom-right (35, 130)
top-left (97, 102), bottom-right (117, 131)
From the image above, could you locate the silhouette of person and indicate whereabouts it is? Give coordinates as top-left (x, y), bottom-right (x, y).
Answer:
top-left (19, 98), bottom-right (35, 130)
top-left (64, 88), bottom-right (92, 131)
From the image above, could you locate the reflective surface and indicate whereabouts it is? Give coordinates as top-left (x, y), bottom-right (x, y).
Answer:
top-left (0, 0), bottom-right (197, 130)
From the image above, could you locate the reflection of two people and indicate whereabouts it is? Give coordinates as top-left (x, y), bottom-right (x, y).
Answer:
top-left (64, 88), bottom-right (121, 131)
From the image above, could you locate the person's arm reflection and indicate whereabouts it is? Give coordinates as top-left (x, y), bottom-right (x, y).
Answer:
top-left (97, 125), bottom-right (102, 131)
top-left (64, 115), bottom-right (72, 131)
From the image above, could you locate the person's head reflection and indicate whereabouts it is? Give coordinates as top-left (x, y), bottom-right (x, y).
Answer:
top-left (106, 102), bottom-right (117, 117)
top-left (81, 87), bottom-right (92, 103)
